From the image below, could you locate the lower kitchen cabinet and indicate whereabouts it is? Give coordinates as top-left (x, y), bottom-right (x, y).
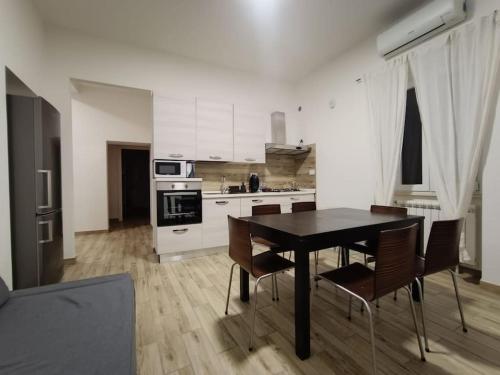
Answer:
top-left (202, 197), bottom-right (241, 248)
top-left (157, 224), bottom-right (203, 254)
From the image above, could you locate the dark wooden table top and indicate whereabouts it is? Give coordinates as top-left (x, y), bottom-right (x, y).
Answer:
top-left (244, 207), bottom-right (424, 240)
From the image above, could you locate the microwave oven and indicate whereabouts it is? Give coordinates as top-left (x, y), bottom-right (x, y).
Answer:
top-left (153, 160), bottom-right (195, 178)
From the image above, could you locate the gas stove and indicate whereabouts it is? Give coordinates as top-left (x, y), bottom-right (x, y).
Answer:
top-left (261, 187), bottom-right (301, 193)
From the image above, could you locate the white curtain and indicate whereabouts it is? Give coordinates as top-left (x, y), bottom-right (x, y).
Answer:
top-left (410, 13), bottom-right (500, 223)
top-left (365, 58), bottom-right (408, 205)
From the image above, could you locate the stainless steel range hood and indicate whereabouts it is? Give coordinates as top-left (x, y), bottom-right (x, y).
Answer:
top-left (266, 112), bottom-right (310, 155)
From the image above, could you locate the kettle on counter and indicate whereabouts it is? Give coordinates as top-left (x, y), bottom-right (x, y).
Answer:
top-left (249, 173), bottom-right (260, 193)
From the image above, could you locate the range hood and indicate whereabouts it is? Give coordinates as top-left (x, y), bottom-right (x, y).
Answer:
top-left (265, 112), bottom-right (310, 155)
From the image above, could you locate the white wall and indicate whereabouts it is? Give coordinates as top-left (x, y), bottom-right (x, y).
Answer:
top-left (72, 84), bottom-right (152, 232)
top-left (295, 0), bottom-right (500, 283)
top-left (0, 0), bottom-right (45, 289)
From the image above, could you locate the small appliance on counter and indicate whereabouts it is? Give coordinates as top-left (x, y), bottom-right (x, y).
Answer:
top-left (249, 173), bottom-right (260, 193)
top-left (154, 160), bottom-right (195, 178)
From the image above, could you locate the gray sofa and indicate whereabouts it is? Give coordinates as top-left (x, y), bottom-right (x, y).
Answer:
top-left (0, 273), bottom-right (136, 375)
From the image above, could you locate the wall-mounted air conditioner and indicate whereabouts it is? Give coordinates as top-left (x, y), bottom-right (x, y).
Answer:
top-left (377, 0), bottom-right (467, 59)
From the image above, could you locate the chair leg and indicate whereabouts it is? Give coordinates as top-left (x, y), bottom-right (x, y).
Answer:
top-left (249, 276), bottom-right (264, 351)
top-left (337, 247), bottom-right (341, 268)
top-left (361, 300), bottom-right (377, 375)
top-left (449, 269), bottom-right (468, 333)
top-left (348, 295), bottom-right (352, 320)
top-left (274, 274), bottom-right (280, 301)
top-left (403, 286), bottom-right (426, 361)
top-left (271, 274), bottom-right (276, 301)
top-left (225, 263), bottom-right (237, 315)
top-left (415, 278), bottom-right (430, 352)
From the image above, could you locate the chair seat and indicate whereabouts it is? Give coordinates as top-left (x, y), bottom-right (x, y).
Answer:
top-left (252, 251), bottom-right (294, 278)
top-left (347, 241), bottom-right (376, 256)
top-left (252, 236), bottom-right (287, 253)
top-left (319, 262), bottom-right (375, 301)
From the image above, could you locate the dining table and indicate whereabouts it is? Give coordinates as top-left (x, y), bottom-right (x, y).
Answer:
top-left (241, 207), bottom-right (424, 360)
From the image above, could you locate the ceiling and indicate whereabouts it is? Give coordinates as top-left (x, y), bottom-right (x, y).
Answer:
top-left (33, 0), bottom-right (427, 82)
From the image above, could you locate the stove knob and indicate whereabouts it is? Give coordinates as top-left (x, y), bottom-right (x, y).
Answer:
top-left (171, 184), bottom-right (175, 189)
top-left (185, 184), bottom-right (188, 189)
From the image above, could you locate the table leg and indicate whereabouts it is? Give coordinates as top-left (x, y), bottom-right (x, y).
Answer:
top-left (341, 246), bottom-right (350, 267)
top-left (412, 217), bottom-right (425, 301)
top-left (240, 267), bottom-right (249, 302)
top-left (295, 248), bottom-right (310, 359)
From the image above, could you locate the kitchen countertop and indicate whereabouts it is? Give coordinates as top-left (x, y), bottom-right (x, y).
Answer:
top-left (202, 189), bottom-right (316, 199)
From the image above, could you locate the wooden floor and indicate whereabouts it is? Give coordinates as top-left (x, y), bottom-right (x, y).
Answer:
top-left (64, 223), bottom-right (500, 375)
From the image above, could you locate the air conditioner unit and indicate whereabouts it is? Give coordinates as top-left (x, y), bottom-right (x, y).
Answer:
top-left (377, 0), bottom-right (467, 59)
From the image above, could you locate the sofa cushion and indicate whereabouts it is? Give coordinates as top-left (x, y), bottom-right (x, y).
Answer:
top-left (0, 277), bottom-right (8, 307)
top-left (0, 273), bottom-right (135, 375)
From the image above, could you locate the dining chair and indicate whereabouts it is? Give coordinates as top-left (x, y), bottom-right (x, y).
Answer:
top-left (346, 205), bottom-right (408, 266)
top-left (225, 215), bottom-right (295, 350)
top-left (251, 204), bottom-right (282, 250)
top-left (411, 219), bottom-right (466, 353)
top-left (312, 224), bottom-right (426, 374)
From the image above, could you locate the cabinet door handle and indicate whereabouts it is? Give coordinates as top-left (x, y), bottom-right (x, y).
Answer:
top-left (290, 197), bottom-right (300, 201)
top-left (216, 201), bottom-right (229, 205)
top-left (169, 153), bottom-right (183, 158)
top-left (245, 158), bottom-right (256, 162)
top-left (173, 228), bottom-right (189, 234)
top-left (252, 199), bottom-right (263, 203)
top-left (209, 155), bottom-right (222, 160)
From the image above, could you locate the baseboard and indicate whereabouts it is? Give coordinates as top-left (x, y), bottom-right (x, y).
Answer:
top-left (63, 257), bottom-right (77, 265)
top-left (75, 229), bottom-right (109, 235)
top-left (480, 280), bottom-right (500, 294)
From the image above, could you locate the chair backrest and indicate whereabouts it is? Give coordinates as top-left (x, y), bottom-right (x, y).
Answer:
top-left (367, 205), bottom-right (408, 248)
top-left (252, 204), bottom-right (281, 216)
top-left (227, 216), bottom-right (253, 274)
top-left (373, 224), bottom-right (418, 299)
top-left (371, 205), bottom-right (408, 216)
top-left (291, 201), bottom-right (316, 213)
top-left (424, 219), bottom-right (463, 275)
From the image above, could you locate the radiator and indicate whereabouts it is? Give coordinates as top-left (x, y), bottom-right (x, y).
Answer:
top-left (394, 199), bottom-right (479, 268)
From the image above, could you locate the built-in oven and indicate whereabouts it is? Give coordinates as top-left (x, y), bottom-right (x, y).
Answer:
top-left (156, 181), bottom-right (202, 226)
top-left (154, 160), bottom-right (195, 178)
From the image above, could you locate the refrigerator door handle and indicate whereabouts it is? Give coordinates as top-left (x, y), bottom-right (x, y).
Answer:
top-left (37, 169), bottom-right (53, 210)
top-left (38, 220), bottom-right (54, 244)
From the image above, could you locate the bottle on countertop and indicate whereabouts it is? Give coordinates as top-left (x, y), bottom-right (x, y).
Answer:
top-left (240, 182), bottom-right (247, 193)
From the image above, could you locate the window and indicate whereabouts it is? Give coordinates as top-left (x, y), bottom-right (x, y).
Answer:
top-left (397, 87), bottom-right (431, 192)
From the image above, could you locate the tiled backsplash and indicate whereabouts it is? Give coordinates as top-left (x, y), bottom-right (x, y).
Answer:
top-left (195, 144), bottom-right (316, 191)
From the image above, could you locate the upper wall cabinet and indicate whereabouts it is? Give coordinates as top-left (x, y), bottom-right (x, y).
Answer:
top-left (234, 106), bottom-right (267, 163)
top-left (196, 99), bottom-right (234, 162)
top-left (153, 96), bottom-right (196, 160)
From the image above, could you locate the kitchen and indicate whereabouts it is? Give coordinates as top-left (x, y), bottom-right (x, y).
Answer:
top-left (152, 98), bottom-right (316, 262)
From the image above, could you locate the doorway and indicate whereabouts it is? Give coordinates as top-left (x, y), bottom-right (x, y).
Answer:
top-left (122, 149), bottom-right (150, 221)
top-left (107, 143), bottom-right (150, 228)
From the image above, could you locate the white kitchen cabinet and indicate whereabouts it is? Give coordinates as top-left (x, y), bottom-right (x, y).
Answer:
top-left (202, 197), bottom-right (241, 248)
top-left (153, 96), bottom-right (196, 160)
top-left (196, 99), bottom-right (234, 162)
top-left (156, 223), bottom-right (203, 254)
top-left (233, 106), bottom-right (267, 163)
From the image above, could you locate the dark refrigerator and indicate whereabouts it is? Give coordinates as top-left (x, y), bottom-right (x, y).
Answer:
top-left (7, 94), bottom-right (63, 289)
